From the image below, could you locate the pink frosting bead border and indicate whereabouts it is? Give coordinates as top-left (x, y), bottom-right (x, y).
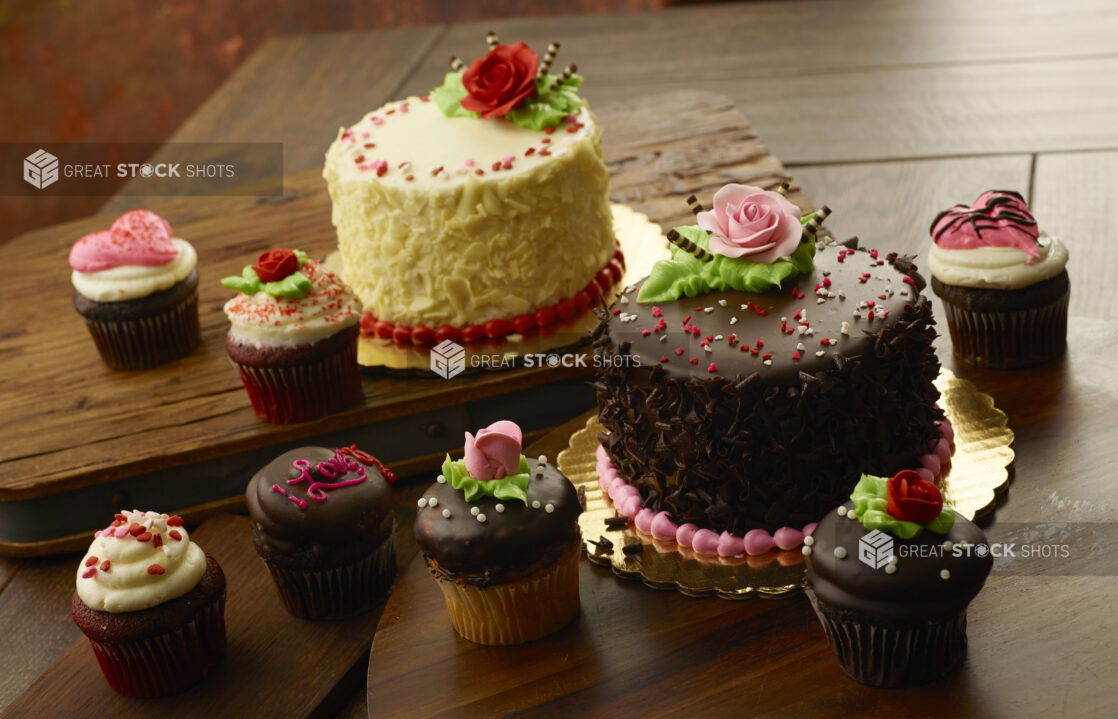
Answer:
top-left (595, 418), bottom-right (954, 557)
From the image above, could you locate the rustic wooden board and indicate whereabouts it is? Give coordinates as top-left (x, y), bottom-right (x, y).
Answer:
top-left (0, 514), bottom-right (388, 719)
top-left (0, 91), bottom-right (805, 512)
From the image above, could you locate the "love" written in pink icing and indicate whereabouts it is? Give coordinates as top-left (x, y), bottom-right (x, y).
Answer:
top-left (270, 449), bottom-right (367, 509)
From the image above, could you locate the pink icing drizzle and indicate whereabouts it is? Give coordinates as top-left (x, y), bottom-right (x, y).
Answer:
top-left (287, 450), bottom-right (367, 503)
top-left (595, 417), bottom-right (953, 556)
top-left (68, 210), bottom-right (179, 272)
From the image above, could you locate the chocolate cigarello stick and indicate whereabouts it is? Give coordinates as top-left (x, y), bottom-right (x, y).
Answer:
top-left (538, 42), bottom-right (560, 77)
top-left (449, 56), bottom-right (465, 72)
top-left (667, 229), bottom-right (714, 262)
top-left (802, 205), bottom-right (833, 240)
top-left (776, 182), bottom-right (790, 196)
top-left (548, 64), bottom-right (577, 91)
top-left (486, 31), bottom-right (500, 50)
top-left (686, 194), bottom-right (705, 216)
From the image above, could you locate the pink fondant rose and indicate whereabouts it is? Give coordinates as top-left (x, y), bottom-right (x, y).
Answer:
top-left (461, 42), bottom-right (539, 119)
top-left (886, 470), bottom-right (944, 524)
top-left (463, 420), bottom-right (523, 480)
top-left (696, 184), bottom-right (803, 263)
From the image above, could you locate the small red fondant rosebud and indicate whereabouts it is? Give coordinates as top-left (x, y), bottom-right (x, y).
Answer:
top-left (252, 248), bottom-right (300, 282)
top-left (460, 42), bottom-right (539, 119)
top-left (886, 469), bottom-right (944, 524)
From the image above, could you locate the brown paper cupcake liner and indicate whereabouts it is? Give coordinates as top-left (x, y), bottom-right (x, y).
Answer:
top-left (232, 337), bottom-right (360, 424)
top-left (82, 289), bottom-right (201, 370)
top-left (84, 591), bottom-right (227, 697)
top-left (941, 287), bottom-right (1069, 369)
top-left (806, 588), bottom-right (968, 688)
top-left (264, 532), bottom-right (396, 620)
top-left (431, 543), bottom-right (581, 646)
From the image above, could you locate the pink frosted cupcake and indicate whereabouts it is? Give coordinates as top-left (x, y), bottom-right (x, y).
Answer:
top-left (69, 210), bottom-right (201, 370)
top-left (222, 249), bottom-right (362, 423)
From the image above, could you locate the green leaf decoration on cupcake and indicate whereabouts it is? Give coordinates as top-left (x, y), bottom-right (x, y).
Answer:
top-left (221, 248), bottom-right (312, 299)
top-left (850, 473), bottom-right (955, 539)
top-left (441, 454), bottom-right (531, 504)
top-left (636, 220), bottom-right (816, 304)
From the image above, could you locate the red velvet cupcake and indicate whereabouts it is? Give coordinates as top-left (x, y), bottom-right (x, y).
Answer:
top-left (70, 510), bottom-right (227, 697)
top-left (222, 249), bottom-right (363, 423)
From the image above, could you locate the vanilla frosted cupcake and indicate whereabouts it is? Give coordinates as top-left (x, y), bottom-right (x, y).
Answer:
top-left (69, 210), bottom-right (201, 370)
top-left (222, 249), bottom-right (362, 423)
top-left (70, 510), bottom-right (227, 697)
top-left (928, 190), bottom-right (1069, 368)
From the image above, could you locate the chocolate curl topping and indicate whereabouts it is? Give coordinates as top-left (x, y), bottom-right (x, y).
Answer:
top-left (802, 205), bottom-right (832, 242)
top-left (667, 228), bottom-right (714, 262)
top-left (449, 56), bottom-right (465, 72)
top-left (486, 31), bottom-right (499, 50)
top-left (686, 194), bottom-right (705, 216)
top-left (548, 63), bottom-right (577, 91)
top-left (538, 42), bottom-right (560, 77)
top-left (776, 181), bottom-right (790, 196)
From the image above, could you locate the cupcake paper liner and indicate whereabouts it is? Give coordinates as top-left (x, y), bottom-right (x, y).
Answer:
top-left (84, 590), bottom-right (227, 698)
top-left (263, 532), bottom-right (396, 620)
top-left (940, 286), bottom-right (1069, 369)
top-left (431, 543), bottom-right (581, 646)
top-left (82, 289), bottom-right (201, 371)
top-left (231, 336), bottom-right (360, 424)
top-left (806, 588), bottom-right (968, 688)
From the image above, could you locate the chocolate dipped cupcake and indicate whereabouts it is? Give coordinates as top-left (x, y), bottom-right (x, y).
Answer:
top-left (71, 510), bottom-right (227, 697)
top-left (69, 210), bottom-right (201, 370)
top-left (414, 421), bottom-right (581, 645)
top-left (928, 190), bottom-right (1069, 368)
top-left (222, 249), bottom-right (362, 424)
top-left (804, 471), bottom-right (992, 687)
top-left (247, 445), bottom-right (397, 620)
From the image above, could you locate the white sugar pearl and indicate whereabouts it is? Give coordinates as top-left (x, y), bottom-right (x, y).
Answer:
top-left (470, 506), bottom-right (479, 516)
top-left (940, 569), bottom-right (951, 580)
top-left (885, 564), bottom-right (897, 574)
top-left (495, 504), bottom-right (505, 513)
top-left (942, 541), bottom-right (954, 551)
top-left (417, 498), bottom-right (428, 508)
top-left (477, 513), bottom-right (487, 523)
top-left (803, 535), bottom-right (814, 547)
top-left (837, 506), bottom-right (848, 516)
top-left (428, 497), bottom-right (438, 508)
top-left (802, 546), bottom-right (813, 557)
top-left (532, 500), bottom-right (541, 509)
top-left (537, 455), bottom-right (547, 465)
top-left (833, 547), bottom-right (848, 560)
top-left (441, 509), bottom-right (451, 518)
top-left (436, 474), bottom-right (446, 483)
top-left (545, 503), bottom-right (555, 513)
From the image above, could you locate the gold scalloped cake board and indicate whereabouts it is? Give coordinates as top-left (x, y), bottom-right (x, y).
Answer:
top-left (558, 369), bottom-right (1014, 600)
top-left (321, 204), bottom-right (670, 375)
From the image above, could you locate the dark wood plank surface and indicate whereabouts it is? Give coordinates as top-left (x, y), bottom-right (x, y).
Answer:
top-left (6, 0), bottom-right (1118, 716)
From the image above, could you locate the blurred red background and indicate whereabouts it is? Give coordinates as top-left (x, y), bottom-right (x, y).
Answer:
top-left (0, 0), bottom-right (666, 245)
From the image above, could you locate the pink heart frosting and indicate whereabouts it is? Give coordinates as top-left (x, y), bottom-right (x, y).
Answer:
top-left (463, 420), bottom-right (523, 480)
top-left (930, 190), bottom-right (1039, 257)
top-left (68, 210), bottom-right (178, 273)
top-left (696, 184), bottom-right (802, 263)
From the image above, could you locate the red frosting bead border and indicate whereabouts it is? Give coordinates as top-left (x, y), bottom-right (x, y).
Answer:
top-left (359, 246), bottom-right (626, 345)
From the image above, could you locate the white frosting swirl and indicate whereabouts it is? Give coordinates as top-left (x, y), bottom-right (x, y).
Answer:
top-left (76, 510), bottom-right (206, 613)
top-left (71, 238), bottom-right (197, 302)
top-left (223, 259), bottom-right (361, 347)
top-left (928, 231), bottom-right (1068, 290)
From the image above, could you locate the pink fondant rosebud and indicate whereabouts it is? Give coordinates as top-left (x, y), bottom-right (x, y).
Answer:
top-left (696, 184), bottom-right (803, 263)
top-left (463, 421), bottom-right (523, 480)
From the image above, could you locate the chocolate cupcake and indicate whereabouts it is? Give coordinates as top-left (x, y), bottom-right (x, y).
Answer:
top-left (414, 421), bottom-right (581, 645)
top-left (247, 445), bottom-right (397, 620)
top-left (69, 210), bottom-right (201, 370)
top-left (222, 249), bottom-right (362, 423)
top-left (928, 190), bottom-right (1069, 368)
top-left (804, 471), bottom-right (992, 687)
top-left (71, 510), bottom-right (227, 697)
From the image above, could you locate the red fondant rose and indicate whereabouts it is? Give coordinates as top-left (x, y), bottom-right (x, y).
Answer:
top-left (252, 249), bottom-right (299, 282)
top-left (460, 42), bottom-right (539, 119)
top-left (886, 470), bottom-right (944, 524)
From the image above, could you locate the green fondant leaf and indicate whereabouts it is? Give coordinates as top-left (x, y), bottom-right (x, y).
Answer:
top-left (431, 72), bottom-right (479, 120)
top-left (850, 473), bottom-right (956, 538)
top-left (442, 455), bottom-right (531, 505)
top-left (262, 271), bottom-right (312, 300)
top-left (431, 70), bottom-right (585, 131)
top-left (294, 249), bottom-right (308, 267)
top-left (221, 265), bottom-right (263, 295)
top-left (925, 508), bottom-right (956, 535)
top-left (636, 224), bottom-right (816, 303)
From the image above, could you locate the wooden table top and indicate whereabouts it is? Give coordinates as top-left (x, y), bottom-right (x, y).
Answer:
top-left (5, 1), bottom-right (1118, 717)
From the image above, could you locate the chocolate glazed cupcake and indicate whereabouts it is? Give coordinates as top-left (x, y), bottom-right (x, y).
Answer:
top-left (414, 421), bottom-right (581, 645)
top-left (804, 471), bottom-right (992, 687)
top-left (928, 190), bottom-right (1069, 368)
top-left (247, 445), bottom-right (397, 620)
top-left (69, 210), bottom-right (201, 370)
top-left (222, 249), bottom-right (362, 424)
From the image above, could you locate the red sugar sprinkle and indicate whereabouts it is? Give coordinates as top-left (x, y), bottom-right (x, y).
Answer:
top-left (128, 523), bottom-right (144, 536)
top-left (153, 533), bottom-right (163, 548)
top-left (651, 306), bottom-right (663, 317)
top-left (376, 165), bottom-right (387, 177)
top-left (695, 307), bottom-right (703, 312)
top-left (81, 567), bottom-right (96, 579)
top-left (660, 355), bottom-right (669, 363)
top-left (707, 363), bottom-right (718, 373)
top-left (793, 310), bottom-right (802, 320)
top-left (755, 339), bottom-right (764, 348)
top-left (169, 530), bottom-right (182, 541)
top-left (85, 556), bottom-right (98, 567)
top-left (167, 516), bottom-right (184, 527)
top-left (474, 168), bottom-right (484, 175)
top-left (879, 294), bottom-right (887, 300)
top-left (866, 300), bottom-right (875, 307)
top-left (821, 338), bottom-right (831, 346)
top-left (762, 353), bottom-right (773, 360)
top-left (642, 329), bottom-right (651, 337)
top-left (613, 308), bottom-right (622, 316)
top-left (492, 161), bottom-right (502, 171)
top-left (431, 166), bottom-right (444, 176)
top-left (683, 314), bottom-right (692, 324)
top-left (689, 358), bottom-right (699, 365)
top-left (870, 249), bottom-right (879, 259)
top-left (691, 326), bottom-right (700, 336)
top-left (750, 348), bottom-right (759, 356)
top-left (136, 532), bottom-right (152, 542)
top-left (705, 335), bottom-right (714, 342)
top-left (823, 277), bottom-right (832, 287)
top-left (363, 143), bottom-right (376, 148)
top-left (539, 149), bottom-right (551, 156)
top-left (386, 109), bottom-right (395, 115)
top-left (114, 513), bottom-right (125, 522)
top-left (502, 161), bottom-right (513, 170)
top-left (541, 137), bottom-right (551, 144)
top-left (525, 147), bottom-right (536, 156)
top-left (147, 564), bottom-right (165, 575)
top-left (545, 126), bottom-right (556, 134)
top-left (902, 275), bottom-right (916, 286)
top-left (353, 154), bottom-right (365, 164)
top-left (100, 560), bottom-right (111, 572)
top-left (675, 348), bottom-right (685, 356)
top-left (405, 174), bottom-right (415, 181)
top-left (420, 95), bottom-right (430, 102)
top-left (792, 350), bottom-right (801, 360)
